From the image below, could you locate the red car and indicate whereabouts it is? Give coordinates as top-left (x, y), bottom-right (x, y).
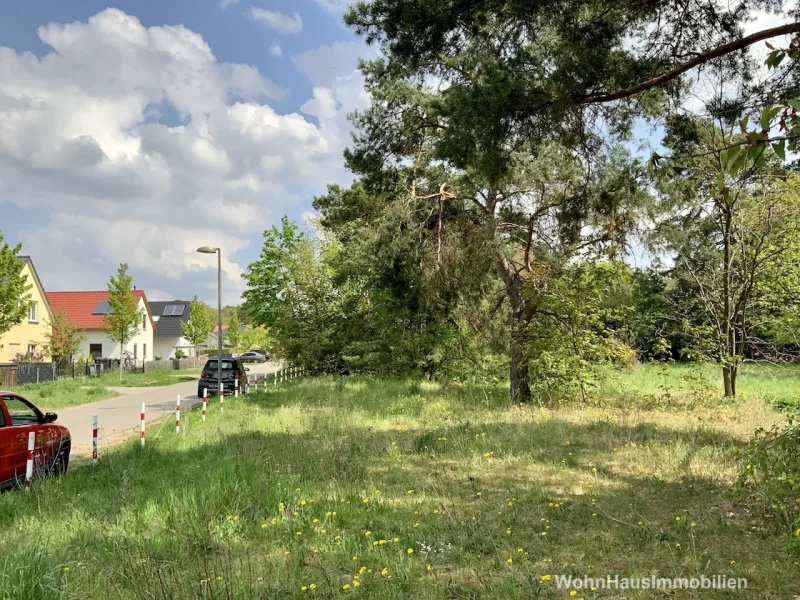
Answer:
top-left (0, 392), bottom-right (71, 490)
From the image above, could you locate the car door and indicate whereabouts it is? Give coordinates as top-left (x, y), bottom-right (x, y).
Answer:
top-left (1, 395), bottom-right (47, 478)
top-left (0, 398), bottom-right (18, 486)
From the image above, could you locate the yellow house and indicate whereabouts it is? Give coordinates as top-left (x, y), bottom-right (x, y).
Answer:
top-left (0, 256), bottom-right (54, 362)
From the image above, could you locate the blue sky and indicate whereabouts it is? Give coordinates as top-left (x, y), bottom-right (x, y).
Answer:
top-left (0, 0), bottom-right (370, 305)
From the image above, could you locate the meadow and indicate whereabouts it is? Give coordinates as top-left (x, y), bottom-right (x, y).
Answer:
top-left (0, 364), bottom-right (798, 599)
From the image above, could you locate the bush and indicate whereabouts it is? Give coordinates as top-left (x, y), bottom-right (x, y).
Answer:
top-left (175, 349), bottom-right (186, 359)
top-left (738, 415), bottom-right (800, 555)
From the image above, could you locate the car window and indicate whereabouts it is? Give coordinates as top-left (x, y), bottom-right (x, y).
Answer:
top-left (2, 396), bottom-right (40, 426)
top-left (205, 360), bottom-right (236, 370)
top-left (0, 402), bottom-right (6, 427)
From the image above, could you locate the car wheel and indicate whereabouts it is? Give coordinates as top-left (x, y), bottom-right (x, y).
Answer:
top-left (51, 448), bottom-right (69, 477)
top-left (198, 387), bottom-right (205, 398)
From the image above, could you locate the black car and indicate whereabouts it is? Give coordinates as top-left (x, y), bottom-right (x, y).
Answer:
top-left (198, 357), bottom-right (250, 397)
top-left (239, 351), bottom-right (267, 364)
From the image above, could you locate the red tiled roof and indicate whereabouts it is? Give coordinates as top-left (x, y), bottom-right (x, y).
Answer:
top-left (46, 290), bottom-right (155, 330)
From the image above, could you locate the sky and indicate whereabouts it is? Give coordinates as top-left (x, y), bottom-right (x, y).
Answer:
top-left (0, 0), bottom-right (374, 305)
top-left (0, 3), bottom-right (795, 306)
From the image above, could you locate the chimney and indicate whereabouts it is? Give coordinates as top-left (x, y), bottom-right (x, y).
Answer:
top-left (133, 286), bottom-right (137, 290)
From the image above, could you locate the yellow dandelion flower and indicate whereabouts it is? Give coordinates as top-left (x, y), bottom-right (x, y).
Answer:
top-left (352, 556), bottom-right (358, 561)
top-left (795, 528), bottom-right (800, 536)
top-left (381, 568), bottom-right (389, 576)
top-left (363, 497), bottom-right (370, 503)
top-left (321, 529), bottom-right (327, 534)
top-left (638, 521), bottom-right (643, 525)
top-left (592, 467), bottom-right (597, 473)
top-left (413, 522), bottom-right (420, 528)
top-left (541, 574), bottom-right (552, 581)
top-left (427, 564), bottom-right (432, 571)
top-left (541, 531), bottom-right (547, 536)
top-left (507, 558), bottom-right (513, 564)
top-left (271, 518), bottom-right (278, 525)
top-left (691, 522), bottom-right (696, 527)
top-left (476, 492), bottom-right (482, 497)
top-left (309, 584), bottom-right (316, 590)
top-left (301, 586), bottom-right (308, 592)
top-left (352, 580), bottom-right (360, 588)
top-left (261, 523), bottom-right (268, 529)
top-left (284, 551), bottom-right (291, 556)
top-left (216, 576), bottom-right (223, 582)
top-left (296, 531), bottom-right (303, 536)
top-left (365, 531), bottom-right (371, 536)
top-left (373, 541), bottom-right (379, 546)
top-left (730, 560), bottom-right (736, 565)
top-left (342, 584), bottom-right (351, 590)
top-left (675, 516), bottom-right (681, 521)
top-left (313, 518), bottom-right (319, 523)
top-left (570, 592), bottom-right (577, 597)
top-left (379, 539), bottom-right (386, 545)
top-left (407, 490), bottom-right (415, 494)
top-left (63, 567), bottom-right (70, 572)
top-left (407, 548), bottom-right (414, 554)
top-left (393, 537), bottom-right (400, 543)
top-left (518, 547), bottom-right (524, 553)
top-left (359, 567), bottom-right (367, 574)
top-left (506, 528), bottom-right (512, 535)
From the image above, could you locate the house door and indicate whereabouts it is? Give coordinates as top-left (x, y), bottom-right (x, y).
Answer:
top-left (8, 343), bottom-right (20, 362)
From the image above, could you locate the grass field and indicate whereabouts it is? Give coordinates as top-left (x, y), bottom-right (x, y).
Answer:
top-left (1, 370), bottom-right (798, 599)
top-left (95, 368), bottom-right (199, 388)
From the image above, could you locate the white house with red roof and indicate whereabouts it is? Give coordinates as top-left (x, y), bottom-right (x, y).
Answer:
top-left (46, 290), bottom-right (156, 362)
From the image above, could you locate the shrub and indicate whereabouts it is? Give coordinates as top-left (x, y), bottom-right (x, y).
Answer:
top-left (175, 349), bottom-right (186, 359)
top-left (738, 415), bottom-right (800, 555)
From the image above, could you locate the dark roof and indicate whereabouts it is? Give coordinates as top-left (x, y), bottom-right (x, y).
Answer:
top-left (148, 300), bottom-right (191, 338)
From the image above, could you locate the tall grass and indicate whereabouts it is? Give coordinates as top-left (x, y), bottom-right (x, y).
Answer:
top-left (0, 372), bottom-right (796, 599)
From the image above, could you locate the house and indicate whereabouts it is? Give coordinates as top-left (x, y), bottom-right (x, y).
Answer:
top-left (202, 323), bottom-right (247, 350)
top-left (0, 256), bottom-right (54, 361)
top-left (46, 290), bottom-right (155, 362)
top-left (148, 300), bottom-right (196, 359)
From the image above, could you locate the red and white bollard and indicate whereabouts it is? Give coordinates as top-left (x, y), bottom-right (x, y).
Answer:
top-left (24, 432), bottom-right (34, 491)
top-left (235, 375), bottom-right (239, 398)
top-left (219, 382), bottom-right (224, 413)
top-left (202, 387), bottom-right (207, 422)
top-left (140, 402), bottom-right (146, 447)
top-left (175, 395), bottom-right (181, 434)
top-left (92, 415), bottom-right (98, 466)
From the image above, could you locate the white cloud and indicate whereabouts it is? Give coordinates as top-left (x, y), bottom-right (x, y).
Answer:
top-left (270, 43), bottom-right (283, 56)
top-left (314, 0), bottom-right (352, 17)
top-left (0, 9), bottom-right (363, 305)
top-left (220, 0), bottom-right (240, 8)
top-left (248, 8), bottom-right (303, 35)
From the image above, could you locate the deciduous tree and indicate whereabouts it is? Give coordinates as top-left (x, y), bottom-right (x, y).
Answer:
top-left (181, 295), bottom-right (212, 351)
top-left (0, 232), bottom-right (31, 337)
top-left (103, 263), bottom-right (143, 381)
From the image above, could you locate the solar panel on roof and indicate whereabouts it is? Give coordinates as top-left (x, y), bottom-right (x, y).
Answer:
top-left (92, 300), bottom-right (112, 315)
top-left (162, 305), bottom-right (175, 316)
top-left (172, 305), bottom-right (185, 316)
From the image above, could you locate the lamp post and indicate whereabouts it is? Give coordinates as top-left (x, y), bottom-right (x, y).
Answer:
top-left (197, 246), bottom-right (222, 396)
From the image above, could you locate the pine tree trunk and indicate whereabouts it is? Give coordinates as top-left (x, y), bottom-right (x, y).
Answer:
top-left (510, 335), bottom-right (531, 403)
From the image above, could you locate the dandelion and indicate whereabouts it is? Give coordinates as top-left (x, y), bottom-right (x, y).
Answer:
top-left (730, 560), bottom-right (736, 565)
top-left (63, 567), bottom-right (70, 572)
top-left (507, 558), bottom-right (513, 564)
top-left (407, 548), bottom-right (414, 554)
top-left (413, 522), bottom-right (420, 528)
top-left (301, 586), bottom-right (308, 592)
top-left (518, 548), bottom-right (524, 553)
top-left (407, 490), bottom-right (415, 494)
top-left (363, 497), bottom-right (370, 503)
top-left (483, 452), bottom-right (493, 458)
top-left (309, 584), bottom-right (316, 590)
top-left (216, 576), bottom-right (223, 582)
top-left (506, 528), bottom-right (512, 535)
top-left (262, 523), bottom-right (268, 528)
top-left (675, 516), bottom-right (681, 521)
top-left (638, 521), bottom-right (643, 526)
top-left (434, 509), bottom-right (440, 514)
top-left (691, 522), bottom-right (696, 527)
top-left (365, 531), bottom-right (371, 537)
top-left (592, 467), bottom-right (597, 473)
top-left (313, 518), bottom-right (319, 523)
top-left (541, 574), bottom-right (552, 581)
top-left (321, 529), bottom-right (327, 534)
top-left (271, 518), bottom-right (278, 525)
top-left (359, 567), bottom-right (367, 574)
top-left (284, 551), bottom-right (291, 556)
top-left (393, 537), bottom-right (400, 543)
top-left (570, 592), bottom-right (577, 597)
top-left (295, 488), bottom-right (301, 492)
top-left (795, 528), bottom-right (800, 536)
top-left (427, 565), bottom-right (432, 571)
top-left (296, 531), bottom-right (303, 536)
top-left (592, 513), bottom-right (597, 517)
top-left (352, 556), bottom-right (358, 561)
top-left (326, 511), bottom-right (332, 517)
top-left (233, 515), bottom-right (239, 521)
top-left (381, 568), bottom-right (389, 576)
top-left (541, 532), bottom-right (547, 536)
top-left (476, 492), bottom-right (482, 497)
top-left (353, 580), bottom-right (360, 587)
top-left (343, 584), bottom-right (351, 590)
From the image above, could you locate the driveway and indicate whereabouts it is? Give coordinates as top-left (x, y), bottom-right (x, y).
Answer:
top-left (60, 362), bottom-right (280, 459)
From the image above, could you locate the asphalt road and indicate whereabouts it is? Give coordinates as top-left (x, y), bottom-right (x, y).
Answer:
top-left (59, 361), bottom-right (280, 459)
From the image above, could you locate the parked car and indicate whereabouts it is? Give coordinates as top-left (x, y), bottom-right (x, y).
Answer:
top-left (198, 357), bottom-right (250, 397)
top-left (249, 349), bottom-right (270, 360)
top-left (0, 392), bottom-right (71, 490)
top-left (240, 351), bottom-right (267, 364)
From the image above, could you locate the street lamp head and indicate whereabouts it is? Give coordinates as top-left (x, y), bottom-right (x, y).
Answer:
top-left (196, 246), bottom-right (219, 254)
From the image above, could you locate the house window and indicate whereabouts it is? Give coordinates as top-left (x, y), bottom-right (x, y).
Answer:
top-left (28, 302), bottom-right (38, 323)
top-left (143, 313), bottom-right (147, 331)
top-left (143, 344), bottom-right (147, 361)
top-left (134, 344), bottom-right (138, 360)
top-left (27, 344), bottom-right (37, 357)
top-left (89, 344), bottom-right (102, 359)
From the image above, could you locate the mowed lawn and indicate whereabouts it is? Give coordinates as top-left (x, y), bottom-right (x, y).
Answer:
top-left (0, 371), bottom-right (798, 599)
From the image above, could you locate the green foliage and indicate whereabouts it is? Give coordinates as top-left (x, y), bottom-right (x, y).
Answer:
top-left (103, 263), bottom-right (144, 380)
top-left (739, 416), bottom-right (800, 555)
top-left (0, 233), bottom-right (31, 337)
top-left (181, 295), bottom-right (212, 348)
top-left (226, 310), bottom-right (242, 351)
top-left (41, 311), bottom-right (86, 364)
top-left (242, 216), bottom-right (306, 328)
top-left (524, 261), bottom-right (637, 404)
top-left (174, 348), bottom-right (186, 359)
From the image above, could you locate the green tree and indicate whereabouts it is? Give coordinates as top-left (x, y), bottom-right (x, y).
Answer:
top-left (181, 295), bottom-right (212, 351)
top-left (103, 263), bottom-right (143, 381)
top-left (242, 216), bottom-right (305, 328)
top-left (226, 310), bottom-right (242, 351)
top-left (0, 233), bottom-right (31, 337)
top-left (41, 311), bottom-right (86, 365)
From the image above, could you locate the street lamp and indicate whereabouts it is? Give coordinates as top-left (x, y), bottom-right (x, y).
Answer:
top-left (197, 246), bottom-right (222, 397)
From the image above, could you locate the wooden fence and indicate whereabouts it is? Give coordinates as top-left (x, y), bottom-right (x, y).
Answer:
top-left (0, 363), bottom-right (18, 387)
top-left (143, 357), bottom-right (206, 373)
